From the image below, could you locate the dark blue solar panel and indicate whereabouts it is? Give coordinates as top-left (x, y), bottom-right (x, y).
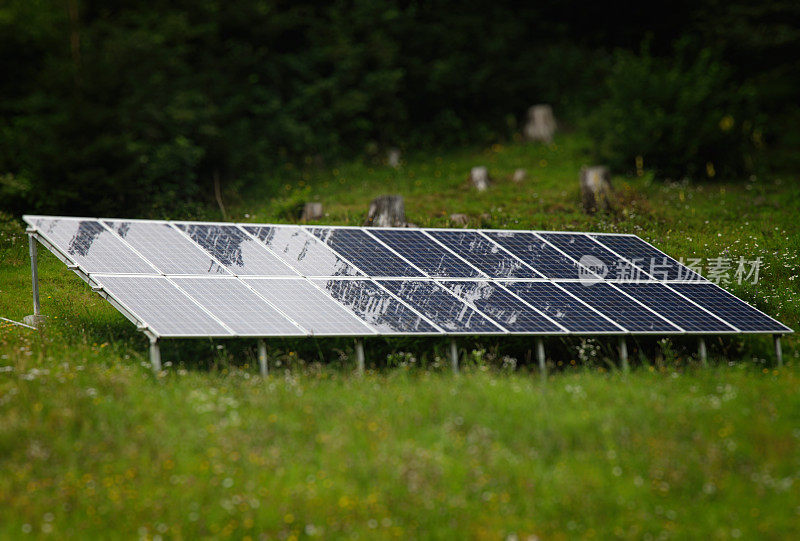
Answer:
top-left (484, 231), bottom-right (586, 279)
top-left (537, 232), bottom-right (638, 281)
top-left (309, 228), bottom-right (422, 277)
top-left (668, 283), bottom-right (792, 333)
top-left (590, 234), bottom-right (705, 281)
top-left (558, 282), bottom-right (680, 333)
top-left (439, 281), bottom-right (565, 333)
top-left (377, 280), bottom-right (504, 333)
top-left (615, 282), bottom-right (736, 332)
top-left (503, 281), bottom-right (623, 333)
top-left (369, 229), bottom-right (482, 277)
top-left (176, 223), bottom-right (297, 276)
top-left (312, 279), bottom-right (440, 334)
top-left (426, 230), bottom-right (539, 278)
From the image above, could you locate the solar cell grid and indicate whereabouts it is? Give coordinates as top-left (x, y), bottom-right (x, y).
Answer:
top-left (244, 225), bottom-right (362, 277)
top-left (615, 282), bottom-right (736, 333)
top-left (312, 278), bottom-right (440, 334)
top-left (369, 229), bottom-right (482, 277)
top-left (170, 277), bottom-right (305, 336)
top-left (590, 234), bottom-right (705, 281)
top-left (559, 282), bottom-right (681, 333)
top-left (378, 280), bottom-right (504, 333)
top-left (176, 223), bottom-right (297, 276)
top-left (27, 217), bottom-right (156, 274)
top-left (105, 220), bottom-right (229, 275)
top-left (503, 281), bottom-right (623, 333)
top-left (426, 230), bottom-right (539, 278)
top-left (669, 282), bottom-right (791, 333)
top-left (485, 231), bottom-right (587, 279)
top-left (538, 232), bottom-right (644, 281)
top-left (308, 227), bottom-right (422, 277)
top-left (93, 275), bottom-right (231, 337)
top-left (439, 280), bottom-right (565, 333)
top-left (243, 278), bottom-right (374, 336)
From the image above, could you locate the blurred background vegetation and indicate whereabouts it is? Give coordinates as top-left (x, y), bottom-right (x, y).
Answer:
top-left (1, 0), bottom-right (799, 217)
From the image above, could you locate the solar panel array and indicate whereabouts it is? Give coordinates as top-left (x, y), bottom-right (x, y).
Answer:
top-left (23, 216), bottom-right (793, 338)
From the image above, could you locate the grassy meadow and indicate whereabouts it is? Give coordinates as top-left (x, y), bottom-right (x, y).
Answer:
top-left (1, 133), bottom-right (799, 538)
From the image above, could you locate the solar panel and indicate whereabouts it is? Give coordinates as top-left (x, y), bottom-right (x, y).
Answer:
top-left (377, 280), bottom-right (505, 333)
top-left (590, 234), bottom-right (705, 281)
top-left (426, 230), bottom-right (539, 278)
top-left (503, 281), bottom-right (624, 333)
top-left (104, 220), bottom-right (229, 275)
top-left (558, 282), bottom-right (681, 333)
top-left (176, 223), bottom-right (298, 276)
top-left (170, 277), bottom-right (306, 336)
top-left (615, 282), bottom-right (736, 333)
top-left (27, 216), bottom-right (156, 274)
top-left (369, 229), bottom-right (483, 277)
top-left (484, 231), bottom-right (588, 279)
top-left (538, 232), bottom-right (648, 281)
top-left (309, 227), bottom-right (423, 277)
top-left (439, 280), bottom-right (566, 334)
top-left (243, 278), bottom-right (375, 336)
top-left (243, 225), bottom-right (362, 277)
top-left (311, 278), bottom-right (441, 334)
top-left (92, 275), bottom-right (232, 337)
top-left (668, 282), bottom-right (791, 333)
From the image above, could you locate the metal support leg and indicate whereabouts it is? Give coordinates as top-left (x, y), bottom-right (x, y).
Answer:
top-left (258, 339), bottom-right (268, 376)
top-left (149, 337), bottom-right (162, 372)
top-left (774, 335), bottom-right (783, 368)
top-left (698, 337), bottom-right (708, 367)
top-left (618, 336), bottom-right (629, 372)
top-left (355, 338), bottom-right (365, 375)
top-left (535, 338), bottom-right (546, 378)
top-left (449, 338), bottom-right (459, 373)
top-left (27, 234), bottom-right (41, 327)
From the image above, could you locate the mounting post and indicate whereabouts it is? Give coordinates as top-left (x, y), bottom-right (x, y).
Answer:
top-left (535, 338), bottom-right (546, 378)
top-left (258, 339), bottom-right (268, 376)
top-left (698, 337), bottom-right (708, 367)
top-left (149, 337), bottom-right (162, 372)
top-left (774, 334), bottom-right (783, 368)
top-left (449, 338), bottom-right (459, 373)
top-left (355, 338), bottom-right (365, 375)
top-left (28, 233), bottom-right (41, 326)
top-left (618, 336), bottom-right (629, 372)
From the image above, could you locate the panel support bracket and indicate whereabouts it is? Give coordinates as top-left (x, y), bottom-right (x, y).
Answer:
top-left (258, 339), bottom-right (268, 376)
top-left (449, 338), bottom-right (459, 373)
top-left (149, 337), bottom-right (162, 372)
top-left (355, 338), bottom-right (365, 375)
top-left (535, 337), bottom-right (546, 378)
top-left (774, 334), bottom-right (783, 368)
top-left (25, 233), bottom-right (43, 328)
top-left (618, 336), bottom-right (629, 372)
top-left (698, 337), bottom-right (708, 367)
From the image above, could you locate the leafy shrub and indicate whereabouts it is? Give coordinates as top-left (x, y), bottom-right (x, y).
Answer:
top-left (588, 42), bottom-right (761, 179)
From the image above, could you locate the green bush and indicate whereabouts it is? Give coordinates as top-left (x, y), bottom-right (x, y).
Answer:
top-left (588, 43), bottom-right (761, 179)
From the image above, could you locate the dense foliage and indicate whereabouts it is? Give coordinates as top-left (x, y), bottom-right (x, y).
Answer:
top-left (1, 1), bottom-right (798, 216)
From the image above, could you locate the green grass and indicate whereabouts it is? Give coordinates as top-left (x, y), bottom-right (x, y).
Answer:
top-left (1, 132), bottom-right (799, 538)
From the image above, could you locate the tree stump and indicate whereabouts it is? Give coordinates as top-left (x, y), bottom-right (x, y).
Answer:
top-left (449, 213), bottom-right (469, 226)
top-left (512, 168), bottom-right (527, 183)
top-left (468, 166), bottom-right (491, 192)
top-left (364, 195), bottom-right (406, 227)
top-left (580, 166), bottom-right (615, 214)
top-left (300, 202), bottom-right (323, 221)
top-left (523, 104), bottom-right (556, 143)
top-left (387, 147), bottom-right (401, 168)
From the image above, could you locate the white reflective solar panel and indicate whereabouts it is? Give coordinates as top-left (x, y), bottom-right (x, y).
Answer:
top-left (243, 278), bottom-right (375, 336)
top-left (243, 225), bottom-right (362, 277)
top-left (25, 216), bottom-right (155, 274)
top-left (104, 220), bottom-right (229, 275)
top-left (176, 223), bottom-right (298, 276)
top-left (92, 275), bottom-right (232, 337)
top-left (170, 277), bottom-right (306, 336)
